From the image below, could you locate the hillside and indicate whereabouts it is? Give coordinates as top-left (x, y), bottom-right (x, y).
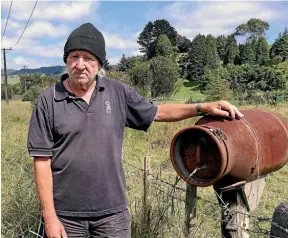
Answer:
top-left (6, 66), bottom-right (65, 75)
top-left (1, 69), bottom-right (16, 75)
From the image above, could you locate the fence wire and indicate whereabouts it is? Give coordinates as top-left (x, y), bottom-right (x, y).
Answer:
top-left (124, 160), bottom-right (288, 238)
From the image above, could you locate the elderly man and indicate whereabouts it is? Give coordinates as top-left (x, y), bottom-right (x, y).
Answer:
top-left (28, 23), bottom-right (243, 238)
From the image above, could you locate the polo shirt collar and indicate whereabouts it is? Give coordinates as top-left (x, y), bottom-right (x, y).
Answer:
top-left (54, 73), bottom-right (105, 101)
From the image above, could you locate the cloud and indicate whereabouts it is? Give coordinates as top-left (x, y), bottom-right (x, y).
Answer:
top-left (104, 32), bottom-right (140, 50)
top-left (130, 49), bottom-right (144, 56)
top-left (17, 21), bottom-right (69, 39)
top-left (2, 1), bottom-right (98, 21)
top-left (13, 56), bottom-right (46, 69)
top-left (107, 56), bottom-right (121, 65)
top-left (2, 55), bottom-right (61, 70)
top-left (1, 18), bottom-right (24, 32)
top-left (159, 2), bottom-right (288, 40)
top-left (2, 36), bottom-right (64, 58)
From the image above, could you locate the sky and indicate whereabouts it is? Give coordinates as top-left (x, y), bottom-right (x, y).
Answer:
top-left (1, 1), bottom-right (288, 70)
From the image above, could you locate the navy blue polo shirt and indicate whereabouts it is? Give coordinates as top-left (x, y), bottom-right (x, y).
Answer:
top-left (28, 74), bottom-right (158, 217)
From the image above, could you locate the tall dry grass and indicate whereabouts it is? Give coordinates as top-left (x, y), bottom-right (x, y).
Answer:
top-left (1, 100), bottom-right (288, 237)
top-left (2, 101), bottom-right (40, 237)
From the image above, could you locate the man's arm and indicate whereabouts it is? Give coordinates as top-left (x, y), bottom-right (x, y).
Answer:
top-left (154, 100), bottom-right (243, 122)
top-left (34, 157), bottom-right (67, 238)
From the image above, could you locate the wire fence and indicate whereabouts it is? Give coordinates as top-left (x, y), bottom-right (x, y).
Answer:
top-left (123, 160), bottom-right (288, 238)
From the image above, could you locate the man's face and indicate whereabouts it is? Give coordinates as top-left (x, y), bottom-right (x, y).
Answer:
top-left (66, 50), bottom-right (100, 85)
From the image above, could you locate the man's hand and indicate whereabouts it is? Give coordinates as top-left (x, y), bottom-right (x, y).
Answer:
top-left (44, 215), bottom-right (67, 238)
top-left (201, 100), bottom-right (244, 119)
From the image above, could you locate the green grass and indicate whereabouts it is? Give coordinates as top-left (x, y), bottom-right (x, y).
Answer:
top-left (1, 101), bottom-right (39, 238)
top-left (1, 75), bottom-right (20, 85)
top-left (2, 100), bottom-right (288, 237)
top-left (172, 79), bottom-right (204, 101)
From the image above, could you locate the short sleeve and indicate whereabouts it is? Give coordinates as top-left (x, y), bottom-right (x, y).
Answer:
top-left (125, 88), bottom-right (158, 131)
top-left (27, 99), bottom-right (54, 157)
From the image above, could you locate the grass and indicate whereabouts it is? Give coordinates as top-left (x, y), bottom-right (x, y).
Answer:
top-left (1, 100), bottom-right (288, 238)
top-left (172, 79), bottom-right (204, 102)
top-left (1, 75), bottom-right (20, 85)
top-left (1, 101), bottom-right (40, 237)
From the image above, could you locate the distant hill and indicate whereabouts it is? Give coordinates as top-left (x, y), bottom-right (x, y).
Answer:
top-left (1, 69), bottom-right (16, 75)
top-left (3, 64), bottom-right (118, 76)
top-left (7, 66), bottom-right (65, 75)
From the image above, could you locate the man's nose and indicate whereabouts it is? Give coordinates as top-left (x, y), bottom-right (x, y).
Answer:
top-left (75, 57), bottom-right (86, 70)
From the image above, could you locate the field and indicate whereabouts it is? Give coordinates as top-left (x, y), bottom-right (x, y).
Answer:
top-left (1, 100), bottom-right (288, 238)
top-left (1, 75), bottom-right (20, 85)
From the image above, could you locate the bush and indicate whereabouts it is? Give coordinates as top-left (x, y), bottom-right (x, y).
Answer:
top-left (22, 90), bottom-right (35, 102)
top-left (22, 86), bottom-right (42, 104)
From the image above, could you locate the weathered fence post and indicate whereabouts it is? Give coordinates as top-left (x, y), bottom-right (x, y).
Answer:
top-left (185, 184), bottom-right (197, 237)
top-left (142, 156), bottom-right (151, 232)
top-left (214, 178), bottom-right (265, 238)
top-left (270, 201), bottom-right (288, 237)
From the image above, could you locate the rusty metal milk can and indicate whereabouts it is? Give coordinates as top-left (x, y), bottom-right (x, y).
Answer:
top-left (170, 109), bottom-right (288, 187)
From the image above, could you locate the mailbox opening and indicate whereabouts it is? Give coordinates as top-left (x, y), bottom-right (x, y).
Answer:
top-left (171, 127), bottom-right (224, 186)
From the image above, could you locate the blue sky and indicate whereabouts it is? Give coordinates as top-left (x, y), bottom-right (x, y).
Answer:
top-left (1, 1), bottom-right (288, 70)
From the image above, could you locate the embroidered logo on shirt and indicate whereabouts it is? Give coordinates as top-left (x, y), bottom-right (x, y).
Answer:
top-left (105, 101), bottom-right (112, 114)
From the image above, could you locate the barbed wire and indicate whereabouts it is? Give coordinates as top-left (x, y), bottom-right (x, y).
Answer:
top-left (123, 160), bottom-right (288, 236)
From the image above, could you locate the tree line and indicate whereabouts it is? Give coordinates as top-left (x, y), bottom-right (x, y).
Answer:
top-left (2, 18), bottom-right (288, 104)
top-left (115, 18), bottom-right (288, 103)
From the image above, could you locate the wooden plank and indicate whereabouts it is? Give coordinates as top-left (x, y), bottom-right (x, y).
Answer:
top-left (243, 178), bottom-right (266, 212)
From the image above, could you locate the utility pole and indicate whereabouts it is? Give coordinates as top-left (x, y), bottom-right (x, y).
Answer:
top-left (23, 65), bottom-right (28, 92)
top-left (2, 48), bottom-right (12, 104)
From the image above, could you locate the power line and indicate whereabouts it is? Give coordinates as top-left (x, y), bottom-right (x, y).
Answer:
top-left (12, 0), bottom-right (38, 48)
top-left (1, 0), bottom-right (14, 42)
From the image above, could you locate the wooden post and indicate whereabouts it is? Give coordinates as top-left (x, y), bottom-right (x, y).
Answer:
top-left (185, 184), bottom-right (197, 237)
top-left (142, 156), bottom-right (151, 232)
top-left (220, 189), bottom-right (250, 238)
top-left (215, 178), bottom-right (266, 238)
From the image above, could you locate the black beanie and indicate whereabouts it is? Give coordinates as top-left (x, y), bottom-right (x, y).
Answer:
top-left (63, 23), bottom-right (106, 66)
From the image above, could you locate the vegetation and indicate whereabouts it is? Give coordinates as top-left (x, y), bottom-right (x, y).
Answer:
top-left (2, 101), bottom-right (288, 238)
top-left (1, 16), bottom-right (288, 237)
top-left (3, 18), bottom-right (288, 105)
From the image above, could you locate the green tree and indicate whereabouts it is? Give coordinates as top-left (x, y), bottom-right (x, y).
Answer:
top-left (104, 59), bottom-right (110, 71)
top-left (117, 54), bottom-right (129, 72)
top-left (137, 19), bottom-right (177, 59)
top-left (202, 67), bottom-right (233, 101)
top-left (255, 37), bottom-right (269, 65)
top-left (224, 35), bottom-right (239, 65)
top-left (156, 34), bottom-right (175, 59)
top-left (150, 56), bottom-right (179, 97)
top-left (239, 43), bottom-right (256, 65)
top-left (153, 19), bottom-right (178, 46)
top-left (225, 63), bottom-right (248, 97)
top-left (106, 71), bottom-right (131, 85)
top-left (205, 34), bottom-right (221, 69)
top-left (185, 34), bottom-right (206, 81)
top-left (12, 82), bottom-right (22, 95)
top-left (128, 61), bottom-right (150, 96)
top-left (270, 28), bottom-right (288, 62)
top-left (216, 35), bottom-right (227, 63)
top-left (234, 18), bottom-right (269, 43)
top-left (1, 84), bottom-right (13, 100)
top-left (22, 85), bottom-right (42, 103)
top-left (175, 34), bottom-right (191, 53)
top-left (117, 54), bottom-right (146, 72)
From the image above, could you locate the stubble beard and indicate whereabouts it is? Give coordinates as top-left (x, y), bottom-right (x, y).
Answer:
top-left (69, 70), bottom-right (98, 91)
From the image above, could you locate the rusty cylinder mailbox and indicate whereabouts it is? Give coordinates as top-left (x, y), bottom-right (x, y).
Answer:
top-left (170, 109), bottom-right (288, 187)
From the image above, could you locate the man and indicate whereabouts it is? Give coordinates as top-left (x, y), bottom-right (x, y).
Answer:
top-left (28, 23), bottom-right (243, 238)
